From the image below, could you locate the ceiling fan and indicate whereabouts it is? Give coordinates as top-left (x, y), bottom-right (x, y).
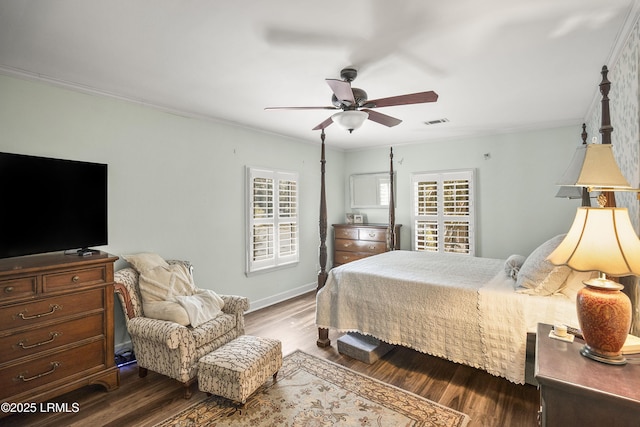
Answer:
top-left (265, 68), bottom-right (438, 133)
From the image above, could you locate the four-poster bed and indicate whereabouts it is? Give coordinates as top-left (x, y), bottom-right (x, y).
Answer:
top-left (314, 65), bottom-right (640, 384)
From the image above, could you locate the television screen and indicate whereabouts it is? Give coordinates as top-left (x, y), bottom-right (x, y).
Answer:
top-left (0, 152), bottom-right (108, 259)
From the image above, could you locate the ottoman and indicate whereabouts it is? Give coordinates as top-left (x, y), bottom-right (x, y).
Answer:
top-left (198, 335), bottom-right (282, 404)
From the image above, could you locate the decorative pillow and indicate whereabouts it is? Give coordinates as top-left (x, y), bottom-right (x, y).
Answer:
top-left (175, 289), bottom-right (225, 328)
top-left (560, 270), bottom-right (598, 301)
top-left (142, 301), bottom-right (190, 326)
top-left (515, 234), bottom-right (571, 293)
top-left (504, 254), bottom-right (526, 280)
top-left (123, 252), bottom-right (169, 273)
top-left (138, 263), bottom-right (197, 303)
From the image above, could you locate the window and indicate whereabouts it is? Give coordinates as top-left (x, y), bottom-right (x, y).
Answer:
top-left (411, 169), bottom-right (475, 255)
top-left (246, 166), bottom-right (299, 273)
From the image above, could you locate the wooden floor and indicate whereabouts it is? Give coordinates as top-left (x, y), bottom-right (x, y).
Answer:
top-left (3, 291), bottom-right (539, 426)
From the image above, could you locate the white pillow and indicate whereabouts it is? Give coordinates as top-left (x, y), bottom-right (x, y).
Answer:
top-left (123, 252), bottom-right (169, 273)
top-left (138, 263), bottom-right (197, 303)
top-left (560, 270), bottom-right (598, 301)
top-left (175, 289), bottom-right (225, 328)
top-left (516, 234), bottom-right (571, 294)
top-left (143, 301), bottom-right (190, 326)
top-left (504, 254), bottom-right (526, 280)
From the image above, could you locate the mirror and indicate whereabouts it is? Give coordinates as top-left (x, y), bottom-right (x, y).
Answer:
top-left (350, 172), bottom-right (393, 209)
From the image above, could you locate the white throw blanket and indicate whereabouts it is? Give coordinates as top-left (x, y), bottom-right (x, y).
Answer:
top-left (316, 250), bottom-right (578, 384)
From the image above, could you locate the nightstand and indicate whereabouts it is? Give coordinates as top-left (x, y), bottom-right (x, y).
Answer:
top-left (535, 323), bottom-right (640, 427)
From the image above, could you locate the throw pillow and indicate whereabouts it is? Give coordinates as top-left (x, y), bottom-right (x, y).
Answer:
top-left (504, 254), bottom-right (526, 281)
top-left (516, 234), bottom-right (571, 294)
top-left (560, 270), bottom-right (598, 301)
top-left (143, 301), bottom-right (191, 326)
top-left (138, 263), bottom-right (197, 303)
top-left (123, 252), bottom-right (169, 273)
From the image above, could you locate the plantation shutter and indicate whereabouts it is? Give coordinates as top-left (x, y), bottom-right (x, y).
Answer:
top-left (247, 167), bottom-right (299, 273)
top-left (412, 170), bottom-right (475, 255)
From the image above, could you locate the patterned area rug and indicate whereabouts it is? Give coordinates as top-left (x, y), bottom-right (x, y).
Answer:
top-left (156, 350), bottom-right (470, 427)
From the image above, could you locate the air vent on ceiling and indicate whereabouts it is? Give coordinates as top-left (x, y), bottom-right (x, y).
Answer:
top-left (424, 118), bottom-right (449, 125)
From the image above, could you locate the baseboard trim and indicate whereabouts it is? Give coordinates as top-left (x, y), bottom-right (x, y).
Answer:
top-left (247, 282), bottom-right (316, 313)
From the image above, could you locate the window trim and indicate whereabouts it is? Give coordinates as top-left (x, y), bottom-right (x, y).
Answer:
top-left (246, 166), bottom-right (299, 275)
top-left (411, 169), bottom-right (475, 256)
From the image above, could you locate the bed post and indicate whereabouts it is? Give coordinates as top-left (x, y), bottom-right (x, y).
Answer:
top-left (317, 129), bottom-right (330, 347)
top-left (599, 65), bottom-right (616, 208)
top-left (387, 147), bottom-right (396, 251)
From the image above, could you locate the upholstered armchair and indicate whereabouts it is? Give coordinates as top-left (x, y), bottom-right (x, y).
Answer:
top-left (114, 260), bottom-right (249, 398)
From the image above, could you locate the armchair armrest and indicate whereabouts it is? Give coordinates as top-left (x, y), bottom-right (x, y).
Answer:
top-left (127, 317), bottom-right (195, 350)
top-left (221, 295), bottom-right (249, 314)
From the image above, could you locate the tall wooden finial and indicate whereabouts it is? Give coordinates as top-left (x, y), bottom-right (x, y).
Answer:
top-left (598, 66), bottom-right (616, 207)
top-left (387, 147), bottom-right (396, 250)
top-left (600, 65), bottom-right (613, 145)
top-left (317, 129), bottom-right (330, 348)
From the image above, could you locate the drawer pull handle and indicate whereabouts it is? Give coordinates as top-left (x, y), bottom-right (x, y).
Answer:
top-left (4, 286), bottom-right (13, 293)
top-left (369, 233), bottom-right (376, 237)
top-left (16, 361), bottom-right (60, 382)
top-left (72, 275), bottom-right (80, 283)
top-left (15, 304), bottom-right (62, 320)
top-left (16, 332), bottom-right (61, 349)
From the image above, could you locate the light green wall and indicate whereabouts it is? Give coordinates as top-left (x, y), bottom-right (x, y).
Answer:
top-left (0, 71), bottom-right (622, 348)
top-left (343, 127), bottom-right (582, 259)
top-left (0, 74), bottom-right (346, 347)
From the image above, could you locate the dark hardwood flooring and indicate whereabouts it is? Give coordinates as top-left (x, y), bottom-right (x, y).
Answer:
top-left (3, 291), bottom-right (538, 426)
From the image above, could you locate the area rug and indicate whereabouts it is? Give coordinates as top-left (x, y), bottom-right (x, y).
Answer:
top-left (156, 350), bottom-right (470, 427)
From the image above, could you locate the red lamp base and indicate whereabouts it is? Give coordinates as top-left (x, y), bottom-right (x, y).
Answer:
top-left (576, 277), bottom-right (631, 365)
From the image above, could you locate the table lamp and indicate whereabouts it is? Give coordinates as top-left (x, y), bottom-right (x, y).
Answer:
top-left (547, 206), bottom-right (640, 364)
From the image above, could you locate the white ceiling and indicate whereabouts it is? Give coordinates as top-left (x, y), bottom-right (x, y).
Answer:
top-left (0, 0), bottom-right (637, 150)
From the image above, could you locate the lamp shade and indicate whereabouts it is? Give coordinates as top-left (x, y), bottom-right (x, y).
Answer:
top-left (332, 110), bottom-right (368, 133)
top-left (547, 207), bottom-right (640, 276)
top-left (555, 186), bottom-right (584, 199)
top-left (556, 144), bottom-right (632, 189)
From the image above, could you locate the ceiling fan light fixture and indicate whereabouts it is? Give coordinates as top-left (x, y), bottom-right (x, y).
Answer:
top-left (332, 110), bottom-right (369, 133)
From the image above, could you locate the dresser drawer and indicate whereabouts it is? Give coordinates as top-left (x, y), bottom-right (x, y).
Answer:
top-left (0, 288), bottom-right (104, 331)
top-left (43, 266), bottom-right (107, 292)
top-left (0, 313), bottom-right (104, 364)
top-left (334, 227), bottom-right (359, 240)
top-left (335, 251), bottom-right (371, 265)
top-left (359, 228), bottom-right (387, 242)
top-left (0, 339), bottom-right (105, 400)
top-left (336, 239), bottom-right (386, 253)
top-left (0, 276), bottom-right (37, 302)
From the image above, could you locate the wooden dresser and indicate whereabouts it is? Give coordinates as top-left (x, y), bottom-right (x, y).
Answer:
top-left (0, 251), bottom-right (119, 412)
top-left (333, 224), bottom-right (402, 267)
top-left (535, 323), bottom-right (640, 427)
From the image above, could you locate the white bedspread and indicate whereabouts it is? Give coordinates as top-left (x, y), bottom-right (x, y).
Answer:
top-left (316, 250), bottom-right (578, 384)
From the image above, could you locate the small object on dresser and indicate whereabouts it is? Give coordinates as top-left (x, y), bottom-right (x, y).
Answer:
top-left (553, 323), bottom-right (568, 337)
top-left (549, 329), bottom-right (574, 343)
top-left (566, 326), bottom-right (583, 340)
top-left (353, 214), bottom-right (364, 224)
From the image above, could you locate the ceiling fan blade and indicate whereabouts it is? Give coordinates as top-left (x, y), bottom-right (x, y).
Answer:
top-left (367, 91), bottom-right (438, 108)
top-left (312, 116), bottom-right (334, 131)
top-left (265, 106), bottom-right (337, 110)
top-left (362, 109), bottom-right (402, 127)
top-left (326, 79), bottom-right (355, 105)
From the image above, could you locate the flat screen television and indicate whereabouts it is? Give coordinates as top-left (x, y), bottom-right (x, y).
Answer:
top-left (0, 152), bottom-right (108, 259)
